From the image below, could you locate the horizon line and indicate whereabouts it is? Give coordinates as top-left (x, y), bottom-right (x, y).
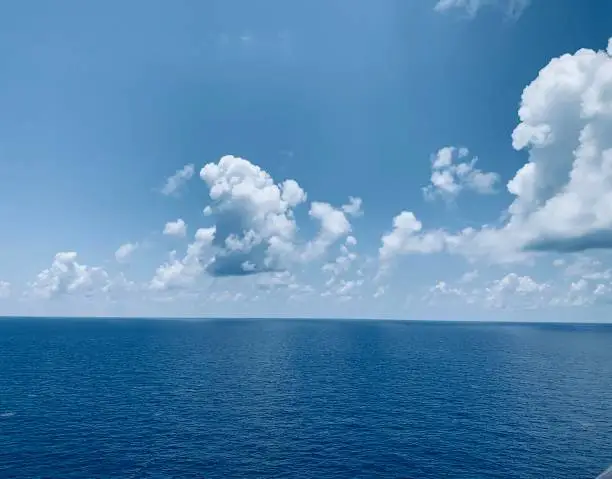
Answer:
top-left (1, 315), bottom-right (611, 326)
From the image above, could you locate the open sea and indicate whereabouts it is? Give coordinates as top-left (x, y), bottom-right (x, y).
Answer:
top-left (0, 318), bottom-right (611, 478)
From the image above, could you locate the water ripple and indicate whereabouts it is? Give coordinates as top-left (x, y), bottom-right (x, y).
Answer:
top-left (0, 318), bottom-right (611, 478)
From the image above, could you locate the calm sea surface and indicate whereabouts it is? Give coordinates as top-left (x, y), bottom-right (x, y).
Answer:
top-left (0, 318), bottom-right (611, 478)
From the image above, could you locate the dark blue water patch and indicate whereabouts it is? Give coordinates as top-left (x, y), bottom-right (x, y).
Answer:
top-left (0, 318), bottom-right (611, 478)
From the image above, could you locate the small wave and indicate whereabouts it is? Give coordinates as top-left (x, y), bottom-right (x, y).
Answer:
top-left (0, 412), bottom-right (15, 418)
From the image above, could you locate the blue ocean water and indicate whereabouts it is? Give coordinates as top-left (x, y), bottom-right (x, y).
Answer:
top-left (0, 319), bottom-right (611, 478)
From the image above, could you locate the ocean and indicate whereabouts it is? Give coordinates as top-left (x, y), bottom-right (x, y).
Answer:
top-left (0, 318), bottom-right (610, 478)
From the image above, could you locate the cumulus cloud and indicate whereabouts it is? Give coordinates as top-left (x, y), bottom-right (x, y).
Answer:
top-left (321, 237), bottom-right (361, 297)
top-left (489, 272), bottom-right (547, 294)
top-left (378, 211), bottom-right (530, 266)
top-left (161, 164), bottom-right (195, 196)
top-left (163, 219), bottom-right (187, 237)
top-left (115, 242), bottom-right (138, 262)
top-left (551, 278), bottom-right (595, 307)
top-left (427, 39), bottom-right (612, 258)
top-left (423, 146), bottom-right (499, 201)
top-left (381, 38), bottom-right (612, 266)
top-left (335, 279), bottom-right (363, 296)
top-left (426, 273), bottom-right (550, 310)
top-left (429, 280), bottom-right (464, 297)
top-left (323, 237), bottom-right (358, 278)
top-left (303, 202), bottom-right (352, 261)
top-left (434, 0), bottom-right (530, 18)
top-left (150, 227), bottom-right (215, 290)
top-left (200, 155), bottom-right (307, 276)
top-left (342, 197), bottom-right (363, 217)
top-left (379, 211), bottom-right (447, 262)
top-left (482, 273), bottom-right (549, 309)
top-left (0, 281), bottom-right (10, 299)
top-left (496, 39), bottom-right (612, 253)
top-left (427, 269), bottom-right (612, 310)
top-left (543, 255), bottom-right (612, 306)
top-left (198, 155), bottom-right (359, 277)
top-left (29, 252), bottom-right (109, 299)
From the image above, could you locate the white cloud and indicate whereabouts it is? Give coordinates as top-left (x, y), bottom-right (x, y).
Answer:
top-left (483, 273), bottom-right (549, 309)
top-left (426, 272), bottom-right (550, 310)
top-left (161, 163), bottom-right (195, 196)
top-left (496, 39), bottom-right (612, 253)
top-left (342, 197), bottom-right (363, 217)
top-left (493, 273), bottom-right (548, 294)
top-left (379, 211), bottom-right (447, 263)
top-left (304, 202), bottom-right (352, 261)
top-left (551, 278), bottom-right (597, 307)
top-left (430, 280), bottom-right (464, 297)
top-left (426, 266), bottom-right (612, 311)
top-left (0, 281), bottom-right (10, 299)
top-left (322, 236), bottom-right (360, 291)
top-left (115, 242), bottom-right (138, 262)
top-left (197, 155), bottom-right (363, 276)
top-left (377, 212), bottom-right (530, 267)
top-left (335, 279), bottom-right (363, 296)
top-left (163, 219), bottom-right (187, 237)
top-left (29, 252), bottom-right (109, 299)
top-left (423, 146), bottom-right (499, 201)
top-left (381, 38), bottom-right (612, 266)
top-left (200, 155), bottom-right (307, 276)
top-left (373, 285), bottom-right (386, 299)
top-left (594, 283), bottom-right (612, 298)
top-left (434, 0), bottom-right (530, 18)
top-left (150, 227), bottom-right (216, 290)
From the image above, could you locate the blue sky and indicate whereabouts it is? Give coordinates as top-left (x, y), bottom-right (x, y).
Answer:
top-left (1, 0), bottom-right (612, 320)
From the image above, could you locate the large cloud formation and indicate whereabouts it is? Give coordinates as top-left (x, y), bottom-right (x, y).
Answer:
top-left (199, 155), bottom-right (359, 277)
top-left (504, 39), bottom-right (612, 252)
top-left (200, 155), bottom-right (307, 276)
top-left (382, 38), bottom-right (612, 265)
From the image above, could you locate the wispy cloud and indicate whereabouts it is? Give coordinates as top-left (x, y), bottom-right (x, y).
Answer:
top-left (161, 164), bottom-right (195, 196)
top-left (434, 0), bottom-right (531, 19)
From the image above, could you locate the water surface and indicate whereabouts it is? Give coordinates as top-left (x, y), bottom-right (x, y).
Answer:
top-left (1, 318), bottom-right (611, 478)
